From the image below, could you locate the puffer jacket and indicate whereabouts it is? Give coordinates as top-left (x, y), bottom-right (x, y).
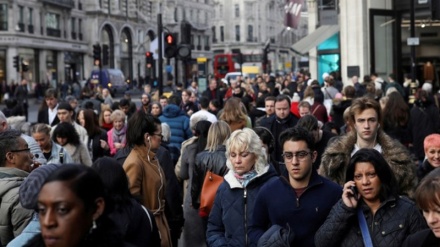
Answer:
top-left (319, 130), bottom-right (417, 197)
top-left (191, 145), bottom-right (228, 209)
top-left (206, 166), bottom-right (277, 247)
top-left (0, 168), bottom-right (33, 246)
top-left (315, 196), bottom-right (427, 247)
top-left (159, 104), bottom-right (192, 150)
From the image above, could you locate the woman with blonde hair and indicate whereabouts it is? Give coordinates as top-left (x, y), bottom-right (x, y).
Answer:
top-left (219, 97), bottom-right (247, 132)
top-left (191, 121), bottom-right (231, 217)
top-left (206, 128), bottom-right (276, 246)
top-left (107, 109), bottom-right (127, 156)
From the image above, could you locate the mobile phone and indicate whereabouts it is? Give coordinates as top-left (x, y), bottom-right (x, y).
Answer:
top-left (350, 186), bottom-right (358, 200)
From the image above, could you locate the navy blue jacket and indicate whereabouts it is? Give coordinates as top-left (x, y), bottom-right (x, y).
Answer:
top-left (249, 170), bottom-right (342, 247)
top-left (207, 165), bottom-right (277, 247)
top-left (159, 104), bottom-right (192, 149)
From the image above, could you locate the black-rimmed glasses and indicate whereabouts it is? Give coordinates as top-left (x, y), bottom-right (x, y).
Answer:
top-left (281, 151), bottom-right (311, 161)
top-left (9, 148), bottom-right (31, 153)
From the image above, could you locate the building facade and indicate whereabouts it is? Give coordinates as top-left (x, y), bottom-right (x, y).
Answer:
top-left (211, 0), bottom-right (304, 75)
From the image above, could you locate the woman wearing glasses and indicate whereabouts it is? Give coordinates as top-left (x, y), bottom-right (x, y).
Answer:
top-left (206, 128), bottom-right (277, 247)
top-left (123, 111), bottom-right (171, 247)
top-left (315, 148), bottom-right (426, 247)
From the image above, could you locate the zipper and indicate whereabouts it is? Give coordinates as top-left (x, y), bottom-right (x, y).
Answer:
top-left (244, 189), bottom-right (248, 246)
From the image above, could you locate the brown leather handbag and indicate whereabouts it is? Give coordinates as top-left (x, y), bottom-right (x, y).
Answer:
top-left (199, 171), bottom-right (224, 218)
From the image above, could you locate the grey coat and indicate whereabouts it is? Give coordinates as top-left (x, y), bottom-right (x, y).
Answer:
top-left (0, 168), bottom-right (33, 246)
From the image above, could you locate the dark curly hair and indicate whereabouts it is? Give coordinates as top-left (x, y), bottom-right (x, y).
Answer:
top-left (52, 122), bottom-right (81, 146)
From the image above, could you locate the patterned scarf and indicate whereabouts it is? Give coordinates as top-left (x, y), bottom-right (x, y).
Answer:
top-left (234, 169), bottom-right (258, 187)
top-left (112, 125), bottom-right (127, 144)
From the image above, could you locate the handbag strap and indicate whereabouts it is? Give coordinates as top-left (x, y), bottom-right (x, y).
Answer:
top-left (357, 207), bottom-right (373, 247)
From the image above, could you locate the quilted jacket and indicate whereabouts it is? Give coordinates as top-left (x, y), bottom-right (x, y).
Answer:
top-left (206, 165), bottom-right (277, 247)
top-left (319, 130), bottom-right (417, 197)
top-left (315, 196), bottom-right (427, 247)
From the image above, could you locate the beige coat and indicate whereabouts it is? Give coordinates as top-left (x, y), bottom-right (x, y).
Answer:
top-left (123, 145), bottom-right (172, 247)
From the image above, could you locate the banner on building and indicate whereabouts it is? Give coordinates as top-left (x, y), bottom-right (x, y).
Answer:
top-left (285, 0), bottom-right (304, 29)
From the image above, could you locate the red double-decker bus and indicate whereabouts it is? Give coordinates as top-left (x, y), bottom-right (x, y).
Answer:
top-left (213, 53), bottom-right (264, 80)
top-left (213, 54), bottom-right (239, 80)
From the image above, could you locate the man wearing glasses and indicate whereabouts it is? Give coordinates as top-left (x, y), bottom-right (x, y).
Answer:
top-left (249, 126), bottom-right (341, 247)
top-left (0, 129), bottom-right (34, 245)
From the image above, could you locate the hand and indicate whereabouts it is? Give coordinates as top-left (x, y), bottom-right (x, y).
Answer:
top-left (114, 142), bottom-right (123, 149)
top-left (342, 181), bottom-right (359, 208)
top-left (100, 140), bottom-right (109, 150)
top-left (31, 161), bottom-right (41, 172)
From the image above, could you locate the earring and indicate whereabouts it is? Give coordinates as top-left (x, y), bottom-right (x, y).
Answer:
top-left (89, 220), bottom-right (97, 234)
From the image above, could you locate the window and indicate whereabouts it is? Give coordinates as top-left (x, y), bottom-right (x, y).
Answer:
top-left (71, 17), bottom-right (76, 39)
top-left (234, 4), bottom-right (239, 18)
top-left (46, 12), bottom-right (61, 37)
top-left (29, 8), bottom-right (33, 25)
top-left (0, 4), bottom-right (7, 31)
top-left (71, 18), bottom-right (75, 32)
top-left (18, 6), bottom-right (24, 23)
top-left (247, 25), bottom-right (253, 41)
top-left (212, 26), bottom-right (216, 43)
top-left (45, 13), bottom-right (60, 29)
top-left (78, 19), bottom-right (82, 40)
top-left (220, 26), bottom-right (224, 42)
top-left (219, 4), bottom-right (223, 18)
top-left (235, 25), bottom-right (240, 42)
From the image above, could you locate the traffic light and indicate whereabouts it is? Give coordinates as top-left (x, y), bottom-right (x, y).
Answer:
top-left (13, 56), bottom-right (19, 72)
top-left (102, 44), bottom-right (109, 66)
top-left (164, 33), bottom-right (177, 58)
top-left (93, 44), bottom-right (101, 66)
top-left (145, 52), bottom-right (153, 68)
top-left (177, 44), bottom-right (191, 60)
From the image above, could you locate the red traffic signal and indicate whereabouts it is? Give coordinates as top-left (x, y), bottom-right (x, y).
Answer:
top-left (146, 52), bottom-right (153, 68)
top-left (165, 34), bottom-right (175, 45)
top-left (164, 33), bottom-right (177, 58)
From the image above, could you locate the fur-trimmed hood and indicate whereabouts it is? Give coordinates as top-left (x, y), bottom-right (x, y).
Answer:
top-left (319, 130), bottom-right (417, 197)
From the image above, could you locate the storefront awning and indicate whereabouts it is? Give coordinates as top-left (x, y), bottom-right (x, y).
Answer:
top-left (291, 25), bottom-right (339, 55)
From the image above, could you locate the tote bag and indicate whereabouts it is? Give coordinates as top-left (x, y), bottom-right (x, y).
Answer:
top-left (199, 171), bottom-right (223, 218)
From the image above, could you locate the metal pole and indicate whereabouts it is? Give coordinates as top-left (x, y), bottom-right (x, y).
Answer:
top-left (158, 13), bottom-right (163, 96)
top-left (175, 59), bottom-right (179, 86)
top-left (410, 0), bottom-right (416, 83)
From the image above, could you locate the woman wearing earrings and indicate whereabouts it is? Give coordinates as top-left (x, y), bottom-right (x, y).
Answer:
top-left (24, 165), bottom-right (124, 247)
top-left (122, 111), bottom-right (171, 247)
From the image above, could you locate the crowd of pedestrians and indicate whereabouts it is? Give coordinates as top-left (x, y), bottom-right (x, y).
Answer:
top-left (0, 70), bottom-right (439, 247)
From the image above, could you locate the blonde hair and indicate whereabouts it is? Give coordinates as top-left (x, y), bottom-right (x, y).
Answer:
top-left (226, 128), bottom-right (268, 174)
top-left (110, 109), bottom-right (126, 122)
top-left (205, 120), bottom-right (231, 152)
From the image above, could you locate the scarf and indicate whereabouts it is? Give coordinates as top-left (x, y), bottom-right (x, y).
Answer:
top-left (112, 125), bottom-right (127, 145)
top-left (234, 169), bottom-right (258, 187)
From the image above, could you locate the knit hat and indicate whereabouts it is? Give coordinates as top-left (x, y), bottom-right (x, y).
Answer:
top-left (57, 102), bottom-right (73, 112)
top-left (19, 164), bottom-right (62, 209)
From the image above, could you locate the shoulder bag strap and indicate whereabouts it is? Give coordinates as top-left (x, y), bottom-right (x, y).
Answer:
top-left (357, 207), bottom-right (374, 247)
top-left (59, 148), bottom-right (64, 164)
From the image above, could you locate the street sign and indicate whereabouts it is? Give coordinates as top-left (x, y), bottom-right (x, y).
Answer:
top-left (197, 57), bottom-right (207, 63)
top-left (407, 37), bottom-right (420, 46)
top-left (166, 65), bottom-right (173, 73)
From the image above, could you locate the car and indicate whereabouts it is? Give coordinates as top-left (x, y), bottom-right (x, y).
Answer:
top-left (224, 72), bottom-right (249, 83)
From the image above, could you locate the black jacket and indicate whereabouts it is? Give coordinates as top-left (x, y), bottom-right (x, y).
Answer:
top-left (191, 145), bottom-right (228, 208)
top-left (37, 108), bottom-right (60, 126)
top-left (260, 114), bottom-right (299, 165)
top-left (403, 229), bottom-right (440, 247)
top-left (315, 196), bottom-right (427, 247)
